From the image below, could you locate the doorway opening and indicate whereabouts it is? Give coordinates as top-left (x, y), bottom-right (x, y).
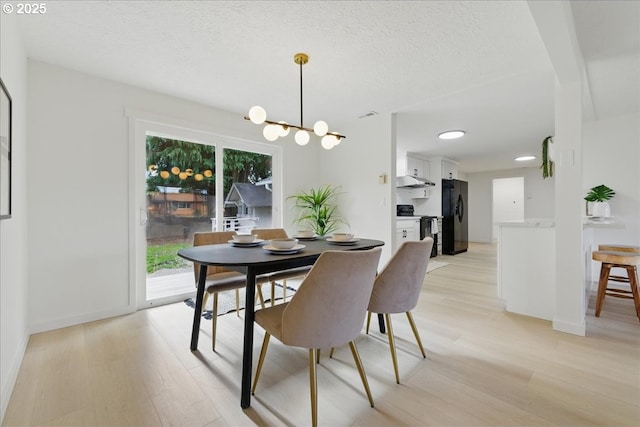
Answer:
top-left (492, 177), bottom-right (524, 241)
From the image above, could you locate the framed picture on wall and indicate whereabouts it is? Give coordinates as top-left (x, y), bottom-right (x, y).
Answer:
top-left (1, 78), bottom-right (12, 219)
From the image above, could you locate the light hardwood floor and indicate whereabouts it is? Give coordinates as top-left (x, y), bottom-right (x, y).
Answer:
top-left (3, 243), bottom-right (639, 426)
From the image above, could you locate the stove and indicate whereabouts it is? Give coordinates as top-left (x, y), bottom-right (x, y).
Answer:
top-left (396, 205), bottom-right (438, 258)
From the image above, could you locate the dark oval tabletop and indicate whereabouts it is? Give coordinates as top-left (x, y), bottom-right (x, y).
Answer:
top-left (178, 237), bottom-right (385, 267)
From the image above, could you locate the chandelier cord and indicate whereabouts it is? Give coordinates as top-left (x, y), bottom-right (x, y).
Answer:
top-left (299, 59), bottom-right (304, 128)
top-left (244, 52), bottom-right (346, 145)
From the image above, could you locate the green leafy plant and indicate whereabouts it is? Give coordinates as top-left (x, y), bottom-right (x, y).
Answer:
top-left (541, 136), bottom-right (554, 178)
top-left (287, 184), bottom-right (348, 236)
top-left (584, 184), bottom-right (615, 202)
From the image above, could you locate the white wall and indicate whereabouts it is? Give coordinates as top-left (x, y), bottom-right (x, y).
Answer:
top-left (0, 13), bottom-right (29, 423)
top-left (583, 112), bottom-right (640, 277)
top-left (27, 60), bottom-right (319, 332)
top-left (466, 167), bottom-right (555, 243)
top-left (583, 112), bottom-right (640, 244)
top-left (317, 113), bottom-right (395, 265)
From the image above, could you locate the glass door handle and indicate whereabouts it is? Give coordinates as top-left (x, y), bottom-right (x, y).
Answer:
top-left (140, 207), bottom-right (148, 226)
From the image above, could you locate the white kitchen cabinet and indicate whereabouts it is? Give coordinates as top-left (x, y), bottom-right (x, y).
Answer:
top-left (400, 155), bottom-right (430, 178)
top-left (406, 156), bottom-right (423, 177)
top-left (396, 219), bottom-right (420, 242)
top-left (411, 186), bottom-right (431, 199)
top-left (441, 159), bottom-right (457, 180)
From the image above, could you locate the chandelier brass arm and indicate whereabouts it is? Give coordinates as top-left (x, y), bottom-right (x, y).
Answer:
top-left (243, 116), bottom-right (346, 140)
top-left (245, 52), bottom-right (345, 150)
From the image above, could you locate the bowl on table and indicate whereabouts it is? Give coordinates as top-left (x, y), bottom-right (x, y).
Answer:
top-left (297, 230), bottom-right (315, 238)
top-left (233, 234), bottom-right (258, 243)
top-left (269, 238), bottom-right (298, 249)
top-left (331, 233), bottom-right (354, 242)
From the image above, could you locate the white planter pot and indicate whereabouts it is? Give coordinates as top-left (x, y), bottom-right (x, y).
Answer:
top-left (591, 201), bottom-right (611, 218)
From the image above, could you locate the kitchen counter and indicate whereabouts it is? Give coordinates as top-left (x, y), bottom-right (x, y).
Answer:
top-left (498, 218), bottom-right (626, 329)
top-left (496, 219), bottom-right (554, 227)
top-left (583, 218), bottom-right (625, 229)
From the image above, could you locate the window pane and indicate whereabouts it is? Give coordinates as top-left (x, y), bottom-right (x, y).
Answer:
top-left (145, 135), bottom-right (215, 300)
top-left (221, 148), bottom-right (272, 232)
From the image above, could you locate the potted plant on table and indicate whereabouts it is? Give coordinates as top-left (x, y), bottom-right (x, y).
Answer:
top-left (287, 184), bottom-right (348, 237)
top-left (584, 184), bottom-right (615, 218)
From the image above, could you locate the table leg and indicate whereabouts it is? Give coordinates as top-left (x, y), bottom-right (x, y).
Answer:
top-left (190, 265), bottom-right (208, 351)
top-left (378, 313), bottom-right (386, 333)
top-left (241, 267), bottom-right (257, 409)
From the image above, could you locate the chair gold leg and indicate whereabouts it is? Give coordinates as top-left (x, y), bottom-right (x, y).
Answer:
top-left (316, 348), bottom-right (321, 363)
top-left (309, 349), bottom-right (318, 427)
top-left (235, 288), bottom-right (240, 317)
top-left (252, 333), bottom-right (271, 394)
top-left (256, 285), bottom-right (266, 309)
top-left (329, 347), bottom-right (335, 358)
top-left (270, 281), bottom-right (276, 307)
top-left (366, 311), bottom-right (372, 334)
top-left (212, 293), bottom-right (219, 351)
top-left (283, 279), bottom-right (287, 302)
top-left (201, 292), bottom-right (210, 315)
top-left (348, 341), bottom-right (374, 407)
top-left (406, 311), bottom-right (426, 358)
top-left (385, 313), bottom-right (400, 384)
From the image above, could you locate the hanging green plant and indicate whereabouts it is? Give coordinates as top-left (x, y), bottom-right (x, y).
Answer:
top-left (541, 136), bottom-right (554, 179)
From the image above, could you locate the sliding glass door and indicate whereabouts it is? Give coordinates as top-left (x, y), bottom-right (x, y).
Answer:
top-left (131, 118), bottom-right (280, 308)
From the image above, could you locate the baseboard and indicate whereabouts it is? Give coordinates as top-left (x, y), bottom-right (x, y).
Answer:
top-left (29, 304), bottom-right (136, 335)
top-left (552, 318), bottom-right (586, 336)
top-left (0, 330), bottom-right (29, 425)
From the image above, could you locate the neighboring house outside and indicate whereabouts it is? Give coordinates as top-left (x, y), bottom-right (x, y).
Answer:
top-left (147, 187), bottom-right (209, 219)
top-left (223, 181), bottom-right (273, 231)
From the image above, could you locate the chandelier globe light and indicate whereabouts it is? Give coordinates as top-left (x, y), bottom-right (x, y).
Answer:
top-left (245, 53), bottom-right (345, 149)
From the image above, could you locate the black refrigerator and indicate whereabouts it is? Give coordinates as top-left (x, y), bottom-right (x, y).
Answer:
top-left (442, 179), bottom-right (468, 254)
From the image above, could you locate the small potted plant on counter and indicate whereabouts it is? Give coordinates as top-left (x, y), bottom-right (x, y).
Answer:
top-left (584, 184), bottom-right (615, 218)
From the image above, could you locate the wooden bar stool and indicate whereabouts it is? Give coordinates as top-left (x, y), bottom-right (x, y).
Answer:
top-left (598, 244), bottom-right (640, 254)
top-left (591, 250), bottom-right (640, 321)
top-left (597, 245), bottom-right (640, 285)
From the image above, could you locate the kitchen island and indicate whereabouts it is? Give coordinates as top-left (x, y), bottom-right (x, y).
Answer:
top-left (497, 219), bottom-right (556, 321)
top-left (497, 218), bottom-right (625, 325)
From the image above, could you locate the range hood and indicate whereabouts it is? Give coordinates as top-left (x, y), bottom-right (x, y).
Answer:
top-left (396, 175), bottom-right (436, 188)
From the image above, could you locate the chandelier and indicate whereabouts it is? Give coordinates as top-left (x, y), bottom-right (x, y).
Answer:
top-left (245, 53), bottom-right (345, 150)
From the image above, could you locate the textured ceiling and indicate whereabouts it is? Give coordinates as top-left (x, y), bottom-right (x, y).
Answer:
top-left (12, 0), bottom-right (639, 173)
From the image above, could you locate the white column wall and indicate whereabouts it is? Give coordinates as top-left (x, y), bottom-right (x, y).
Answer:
top-left (316, 113), bottom-right (395, 266)
top-left (553, 79), bottom-right (585, 335)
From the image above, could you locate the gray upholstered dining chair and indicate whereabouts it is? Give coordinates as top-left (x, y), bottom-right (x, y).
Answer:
top-left (251, 247), bottom-right (382, 427)
top-left (192, 231), bottom-right (265, 351)
top-left (366, 237), bottom-right (434, 384)
top-left (252, 228), bottom-right (311, 305)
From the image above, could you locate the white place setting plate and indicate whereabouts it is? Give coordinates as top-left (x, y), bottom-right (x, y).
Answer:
top-left (588, 216), bottom-right (614, 221)
top-left (294, 235), bottom-right (318, 240)
top-left (263, 244), bottom-right (305, 254)
top-left (326, 238), bottom-right (359, 245)
top-left (228, 239), bottom-right (264, 247)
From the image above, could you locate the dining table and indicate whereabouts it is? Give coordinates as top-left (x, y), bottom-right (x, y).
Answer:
top-left (178, 236), bottom-right (385, 409)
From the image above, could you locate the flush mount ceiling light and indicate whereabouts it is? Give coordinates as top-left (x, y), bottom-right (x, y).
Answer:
top-left (515, 155), bottom-right (536, 161)
top-left (438, 130), bottom-right (465, 140)
top-left (245, 53), bottom-right (345, 150)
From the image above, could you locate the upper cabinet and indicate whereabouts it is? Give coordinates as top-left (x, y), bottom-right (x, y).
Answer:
top-left (400, 155), bottom-right (430, 178)
top-left (441, 159), bottom-right (457, 180)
